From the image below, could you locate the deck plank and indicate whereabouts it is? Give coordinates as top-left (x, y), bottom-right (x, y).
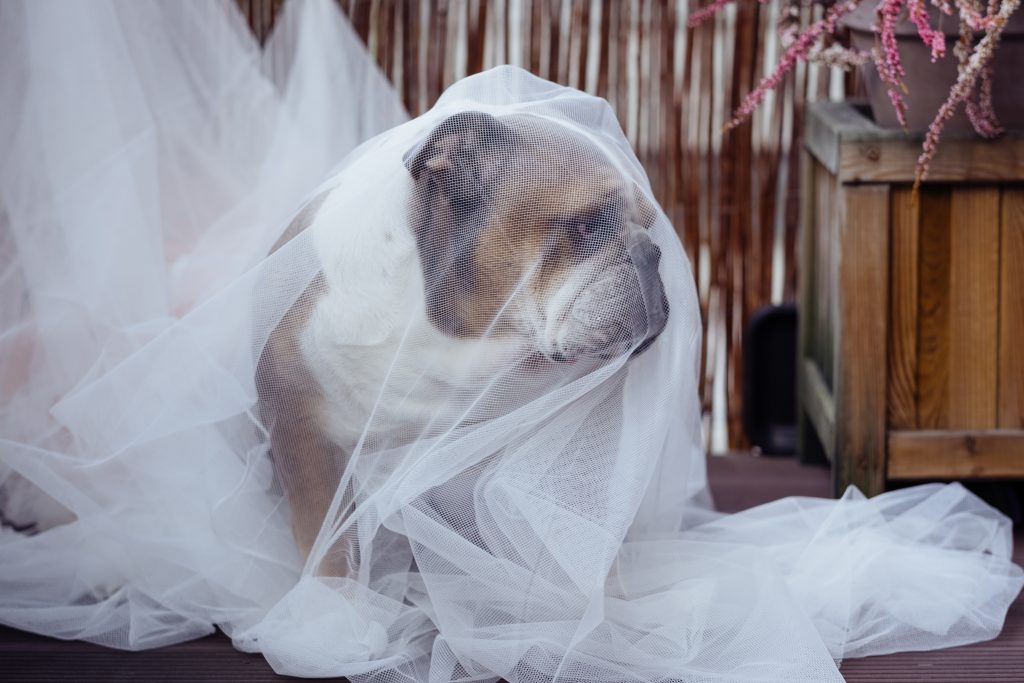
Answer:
top-left (1, 455), bottom-right (1020, 682)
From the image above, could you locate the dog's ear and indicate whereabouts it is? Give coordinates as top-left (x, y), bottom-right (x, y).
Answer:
top-left (404, 111), bottom-right (513, 217)
top-left (405, 111), bottom-right (516, 338)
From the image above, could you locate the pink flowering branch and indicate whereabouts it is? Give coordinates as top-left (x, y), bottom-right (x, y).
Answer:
top-left (909, 0), bottom-right (949, 60)
top-left (876, 0), bottom-right (909, 127)
top-left (723, 0), bottom-right (861, 131)
top-left (687, 0), bottom-right (771, 27)
top-left (965, 61), bottom-right (1002, 136)
top-left (685, 0), bottom-right (1021, 186)
top-left (957, 0), bottom-right (1007, 29)
top-left (915, 0), bottom-right (1020, 188)
top-left (778, 5), bottom-right (871, 67)
top-left (687, 0), bottom-right (736, 27)
top-left (965, 0), bottom-right (1005, 136)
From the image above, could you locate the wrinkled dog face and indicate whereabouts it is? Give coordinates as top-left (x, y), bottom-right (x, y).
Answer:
top-left (405, 111), bottom-right (669, 362)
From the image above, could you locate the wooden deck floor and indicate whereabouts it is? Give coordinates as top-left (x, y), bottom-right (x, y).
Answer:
top-left (706, 456), bottom-right (1024, 683)
top-left (1, 455), bottom-right (1021, 682)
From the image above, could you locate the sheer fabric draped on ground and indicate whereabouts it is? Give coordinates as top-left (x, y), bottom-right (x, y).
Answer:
top-left (0, 2), bottom-right (1019, 681)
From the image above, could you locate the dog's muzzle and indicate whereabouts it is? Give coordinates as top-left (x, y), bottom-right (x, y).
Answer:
top-left (625, 230), bottom-right (670, 357)
top-left (563, 229), bottom-right (670, 361)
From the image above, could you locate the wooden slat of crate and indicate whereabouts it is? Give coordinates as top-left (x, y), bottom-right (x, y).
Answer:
top-left (798, 151), bottom-right (832, 465)
top-left (801, 357), bottom-right (835, 462)
top-left (1001, 190), bottom-right (1024, 429)
top-left (917, 189), bottom-right (953, 430)
top-left (797, 152), bottom-right (815, 373)
top-left (804, 101), bottom-right (1024, 183)
top-left (834, 184), bottom-right (889, 495)
top-left (948, 188), bottom-right (1001, 429)
top-left (889, 430), bottom-right (1024, 479)
top-left (814, 158), bottom-right (837, 388)
top-left (841, 138), bottom-right (1024, 184)
top-left (888, 187), bottom-right (918, 430)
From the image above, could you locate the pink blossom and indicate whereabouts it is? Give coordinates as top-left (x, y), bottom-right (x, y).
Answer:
top-left (687, 0), bottom-right (736, 28)
top-left (688, 0), bottom-right (772, 28)
top-left (724, 0), bottom-right (861, 130)
top-left (916, 0), bottom-right (1020, 188)
top-left (875, 0), bottom-right (908, 128)
top-left (691, 0), bottom-right (1021, 189)
top-left (908, 0), bottom-right (947, 60)
top-left (965, 61), bottom-right (1003, 137)
top-left (962, 0), bottom-right (1004, 137)
top-left (958, 1), bottom-right (1006, 30)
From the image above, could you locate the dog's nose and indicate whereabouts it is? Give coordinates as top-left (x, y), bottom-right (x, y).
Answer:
top-left (633, 239), bottom-right (661, 266)
top-left (625, 230), bottom-right (661, 268)
top-left (626, 233), bottom-right (666, 312)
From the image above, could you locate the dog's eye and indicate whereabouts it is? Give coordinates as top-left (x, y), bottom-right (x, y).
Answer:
top-left (571, 221), bottom-right (598, 238)
top-left (559, 206), bottom-right (619, 248)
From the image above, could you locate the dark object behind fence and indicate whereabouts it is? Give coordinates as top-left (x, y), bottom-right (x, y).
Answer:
top-left (743, 303), bottom-right (797, 455)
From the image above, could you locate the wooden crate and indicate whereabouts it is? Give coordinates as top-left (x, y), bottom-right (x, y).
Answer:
top-left (798, 101), bottom-right (1024, 496)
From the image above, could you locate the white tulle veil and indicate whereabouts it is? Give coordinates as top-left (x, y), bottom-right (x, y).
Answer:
top-left (0, 2), bottom-right (1020, 682)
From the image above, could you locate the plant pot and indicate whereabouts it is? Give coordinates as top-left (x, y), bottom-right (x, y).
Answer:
top-left (843, 1), bottom-right (1024, 130)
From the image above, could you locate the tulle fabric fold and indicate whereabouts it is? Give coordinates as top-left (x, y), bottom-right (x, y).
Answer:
top-left (0, 0), bottom-right (405, 652)
top-left (0, 2), bottom-right (1020, 682)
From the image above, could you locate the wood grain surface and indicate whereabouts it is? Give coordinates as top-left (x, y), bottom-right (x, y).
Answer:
top-left (804, 100), bottom-right (1024, 183)
top-left (1000, 189), bottom-right (1024, 430)
top-left (834, 184), bottom-right (890, 496)
top-left (888, 186), bottom-right (919, 430)
top-left (888, 430), bottom-right (1024, 479)
top-left (948, 188), bottom-right (1001, 429)
top-left (916, 188), bottom-right (953, 430)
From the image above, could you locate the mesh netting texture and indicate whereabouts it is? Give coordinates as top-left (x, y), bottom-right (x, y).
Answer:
top-left (0, 2), bottom-right (1021, 681)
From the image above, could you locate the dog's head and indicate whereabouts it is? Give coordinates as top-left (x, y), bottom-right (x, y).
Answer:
top-left (404, 111), bottom-right (669, 363)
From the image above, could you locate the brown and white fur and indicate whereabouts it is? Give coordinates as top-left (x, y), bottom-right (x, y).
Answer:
top-left (256, 111), bottom-right (669, 571)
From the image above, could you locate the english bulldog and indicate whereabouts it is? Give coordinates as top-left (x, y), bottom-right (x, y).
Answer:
top-left (256, 110), bottom-right (670, 571)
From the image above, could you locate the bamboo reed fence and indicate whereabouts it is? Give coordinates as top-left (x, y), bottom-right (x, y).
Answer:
top-left (239, 0), bottom-right (850, 449)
